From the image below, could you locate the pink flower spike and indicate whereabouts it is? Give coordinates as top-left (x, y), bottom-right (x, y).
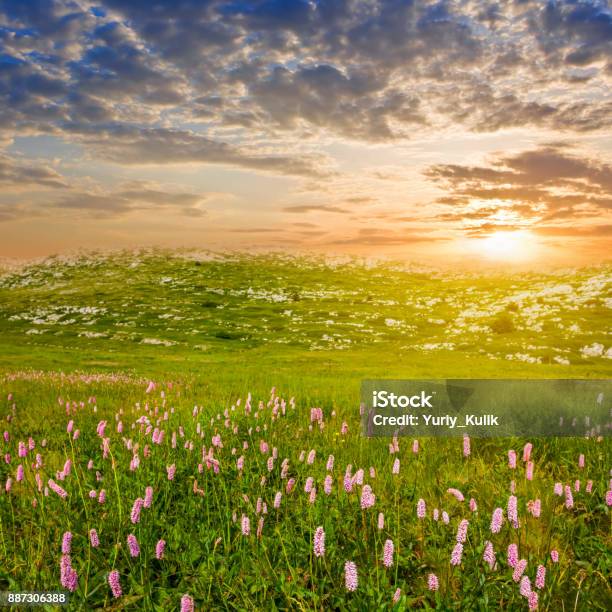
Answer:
top-left (127, 534), bottom-right (140, 557)
top-left (450, 542), bottom-right (463, 566)
top-left (463, 435), bottom-right (470, 457)
top-left (520, 575), bottom-right (531, 598)
top-left (490, 507), bottom-right (503, 533)
top-left (550, 549), bottom-right (559, 563)
top-left (313, 527), bottom-right (325, 558)
top-left (427, 573), bottom-right (439, 591)
top-left (89, 529), bottom-right (99, 548)
top-left (447, 487), bottom-right (464, 502)
top-left (61, 532), bottom-right (72, 555)
top-left (512, 559), bottom-right (527, 582)
top-left (507, 543), bottom-right (518, 568)
top-left (483, 541), bottom-right (495, 569)
top-left (344, 561), bottom-right (358, 592)
top-left (535, 565), bottom-right (546, 589)
top-left (180, 594), bottom-right (194, 612)
top-left (417, 498), bottom-right (426, 519)
top-left (528, 591), bottom-right (538, 611)
top-left (241, 514), bottom-right (250, 536)
top-left (383, 539), bottom-right (394, 567)
top-left (456, 519), bottom-right (469, 543)
top-left (108, 570), bottom-right (122, 598)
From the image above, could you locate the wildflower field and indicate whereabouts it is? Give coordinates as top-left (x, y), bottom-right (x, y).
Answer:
top-left (0, 251), bottom-right (610, 610)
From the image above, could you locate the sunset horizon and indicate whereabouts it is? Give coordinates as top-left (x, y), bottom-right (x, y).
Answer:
top-left (1, 1), bottom-right (610, 266)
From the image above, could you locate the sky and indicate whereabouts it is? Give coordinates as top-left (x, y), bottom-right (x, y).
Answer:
top-left (0, 0), bottom-right (611, 267)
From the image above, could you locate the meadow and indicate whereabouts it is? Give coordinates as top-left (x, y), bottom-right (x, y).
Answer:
top-left (0, 250), bottom-right (610, 610)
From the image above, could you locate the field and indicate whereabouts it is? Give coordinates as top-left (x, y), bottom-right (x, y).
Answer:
top-left (0, 250), bottom-right (610, 610)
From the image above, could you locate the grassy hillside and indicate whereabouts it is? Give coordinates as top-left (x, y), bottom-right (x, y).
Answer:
top-left (0, 251), bottom-right (610, 610)
top-left (0, 250), bottom-right (610, 382)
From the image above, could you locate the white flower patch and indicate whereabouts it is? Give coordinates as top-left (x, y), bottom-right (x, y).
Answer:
top-left (141, 338), bottom-right (177, 347)
top-left (384, 318), bottom-right (402, 327)
top-left (581, 343), bottom-right (605, 358)
top-left (506, 353), bottom-right (541, 364)
top-left (416, 342), bottom-right (455, 351)
top-left (554, 356), bottom-right (570, 365)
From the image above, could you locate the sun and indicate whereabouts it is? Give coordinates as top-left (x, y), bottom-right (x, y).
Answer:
top-left (478, 230), bottom-right (535, 262)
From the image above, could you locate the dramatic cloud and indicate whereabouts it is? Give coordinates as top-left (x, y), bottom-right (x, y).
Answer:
top-left (0, 1), bottom-right (610, 261)
top-left (0, 154), bottom-right (67, 188)
top-left (50, 182), bottom-right (208, 218)
top-left (425, 144), bottom-right (612, 235)
top-left (1, 0), bottom-right (610, 152)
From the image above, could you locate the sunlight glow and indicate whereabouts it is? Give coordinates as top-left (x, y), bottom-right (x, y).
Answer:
top-left (478, 231), bottom-right (536, 262)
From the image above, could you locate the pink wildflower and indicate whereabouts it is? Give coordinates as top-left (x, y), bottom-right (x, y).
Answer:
top-left (428, 573), bottom-right (439, 591)
top-left (447, 488), bottom-right (464, 502)
top-left (156, 539), bottom-right (166, 559)
top-left (127, 534), bottom-right (140, 557)
top-left (535, 565), bottom-right (546, 589)
top-left (61, 531), bottom-right (72, 554)
top-left (313, 526), bottom-right (325, 558)
top-left (392, 458), bottom-right (400, 474)
top-left (450, 542), bottom-right (463, 566)
top-left (180, 594), bottom-right (194, 612)
top-left (463, 435), bottom-right (470, 457)
top-left (344, 561), bottom-right (358, 591)
top-left (564, 485), bottom-right (574, 509)
top-left (89, 529), bottom-right (99, 548)
top-left (508, 495), bottom-right (518, 527)
top-left (108, 570), bottom-right (122, 598)
top-left (456, 519), bottom-right (469, 543)
top-left (528, 591), bottom-right (538, 610)
top-left (383, 539), bottom-right (394, 567)
top-left (513, 559), bottom-right (527, 582)
top-left (507, 543), bottom-right (519, 568)
top-left (491, 507), bottom-right (503, 533)
top-left (241, 514), bottom-right (250, 536)
top-left (550, 549), bottom-right (559, 563)
top-left (483, 541), bottom-right (495, 569)
top-left (48, 479), bottom-right (67, 499)
top-left (360, 485), bottom-right (375, 509)
top-left (130, 498), bottom-right (144, 524)
top-left (520, 575), bottom-right (531, 597)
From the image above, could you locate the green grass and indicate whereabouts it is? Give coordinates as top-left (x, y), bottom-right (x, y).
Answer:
top-left (0, 250), bottom-right (610, 610)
